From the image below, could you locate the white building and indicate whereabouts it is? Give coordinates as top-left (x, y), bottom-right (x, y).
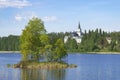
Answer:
top-left (64, 23), bottom-right (83, 43)
top-left (106, 37), bottom-right (112, 44)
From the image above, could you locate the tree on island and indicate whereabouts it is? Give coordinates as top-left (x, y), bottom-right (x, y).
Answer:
top-left (20, 17), bottom-right (67, 62)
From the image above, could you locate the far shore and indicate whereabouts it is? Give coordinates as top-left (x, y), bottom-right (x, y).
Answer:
top-left (0, 51), bottom-right (120, 54)
top-left (69, 51), bottom-right (120, 54)
top-left (0, 51), bottom-right (20, 53)
top-left (86, 52), bottom-right (120, 54)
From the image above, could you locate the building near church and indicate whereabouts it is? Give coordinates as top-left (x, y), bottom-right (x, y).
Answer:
top-left (64, 23), bottom-right (83, 43)
top-left (106, 37), bottom-right (112, 44)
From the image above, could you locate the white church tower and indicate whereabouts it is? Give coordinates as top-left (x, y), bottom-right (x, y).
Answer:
top-left (64, 22), bottom-right (83, 44)
top-left (76, 22), bottom-right (82, 37)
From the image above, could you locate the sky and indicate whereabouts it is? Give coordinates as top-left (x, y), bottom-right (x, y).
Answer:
top-left (0, 0), bottom-right (120, 37)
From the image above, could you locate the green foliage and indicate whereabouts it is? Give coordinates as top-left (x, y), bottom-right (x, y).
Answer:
top-left (44, 39), bottom-right (67, 62)
top-left (0, 35), bottom-right (19, 51)
top-left (48, 32), bottom-right (65, 45)
top-left (78, 29), bottom-right (108, 52)
top-left (65, 38), bottom-right (78, 52)
top-left (64, 29), bottom-right (120, 52)
top-left (78, 29), bottom-right (120, 52)
top-left (20, 17), bottom-right (67, 62)
top-left (20, 17), bottom-right (46, 61)
top-left (53, 39), bottom-right (67, 61)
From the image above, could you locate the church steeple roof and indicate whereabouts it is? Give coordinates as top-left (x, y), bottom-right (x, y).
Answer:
top-left (78, 22), bottom-right (82, 34)
top-left (78, 22), bottom-right (81, 29)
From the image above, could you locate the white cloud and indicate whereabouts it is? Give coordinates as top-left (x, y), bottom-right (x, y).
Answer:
top-left (42, 16), bottom-right (58, 22)
top-left (15, 11), bottom-right (37, 22)
top-left (15, 14), bottom-right (23, 21)
top-left (0, 0), bottom-right (31, 8)
top-left (15, 12), bottom-right (58, 23)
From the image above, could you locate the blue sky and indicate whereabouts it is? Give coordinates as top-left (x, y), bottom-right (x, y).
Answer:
top-left (0, 0), bottom-right (120, 36)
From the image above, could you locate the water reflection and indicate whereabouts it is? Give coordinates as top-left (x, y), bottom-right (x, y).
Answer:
top-left (21, 69), bottom-right (66, 80)
top-left (3, 53), bottom-right (120, 80)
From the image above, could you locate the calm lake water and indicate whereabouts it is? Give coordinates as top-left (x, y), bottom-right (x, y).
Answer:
top-left (0, 53), bottom-right (120, 80)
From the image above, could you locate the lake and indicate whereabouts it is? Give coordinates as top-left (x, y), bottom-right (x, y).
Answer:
top-left (0, 53), bottom-right (120, 80)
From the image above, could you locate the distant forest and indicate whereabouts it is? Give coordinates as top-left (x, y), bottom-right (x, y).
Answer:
top-left (0, 35), bottom-right (19, 51)
top-left (0, 28), bottom-right (120, 52)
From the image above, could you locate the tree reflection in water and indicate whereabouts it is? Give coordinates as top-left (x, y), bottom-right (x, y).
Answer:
top-left (21, 69), bottom-right (66, 80)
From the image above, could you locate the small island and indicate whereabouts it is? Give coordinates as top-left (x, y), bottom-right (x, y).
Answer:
top-left (13, 17), bottom-right (77, 69)
top-left (13, 61), bottom-right (77, 69)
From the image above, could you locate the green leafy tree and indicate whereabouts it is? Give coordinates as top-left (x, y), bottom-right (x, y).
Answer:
top-left (44, 39), bottom-right (67, 62)
top-left (53, 39), bottom-right (67, 61)
top-left (65, 38), bottom-right (78, 52)
top-left (20, 17), bottom-right (67, 62)
top-left (20, 17), bottom-right (46, 61)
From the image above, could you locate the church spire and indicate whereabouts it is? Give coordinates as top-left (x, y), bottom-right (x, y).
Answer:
top-left (78, 22), bottom-right (82, 34)
top-left (78, 22), bottom-right (81, 29)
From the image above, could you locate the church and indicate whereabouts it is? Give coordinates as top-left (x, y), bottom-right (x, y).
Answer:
top-left (64, 23), bottom-right (83, 43)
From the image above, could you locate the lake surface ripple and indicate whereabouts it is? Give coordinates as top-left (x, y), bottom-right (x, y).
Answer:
top-left (0, 53), bottom-right (120, 80)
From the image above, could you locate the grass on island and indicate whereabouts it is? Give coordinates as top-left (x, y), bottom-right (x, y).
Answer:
top-left (13, 60), bottom-right (77, 69)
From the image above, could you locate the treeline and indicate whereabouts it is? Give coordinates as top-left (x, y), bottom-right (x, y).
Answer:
top-left (66, 29), bottom-right (120, 52)
top-left (0, 29), bottom-right (120, 52)
top-left (0, 35), bottom-right (20, 51)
